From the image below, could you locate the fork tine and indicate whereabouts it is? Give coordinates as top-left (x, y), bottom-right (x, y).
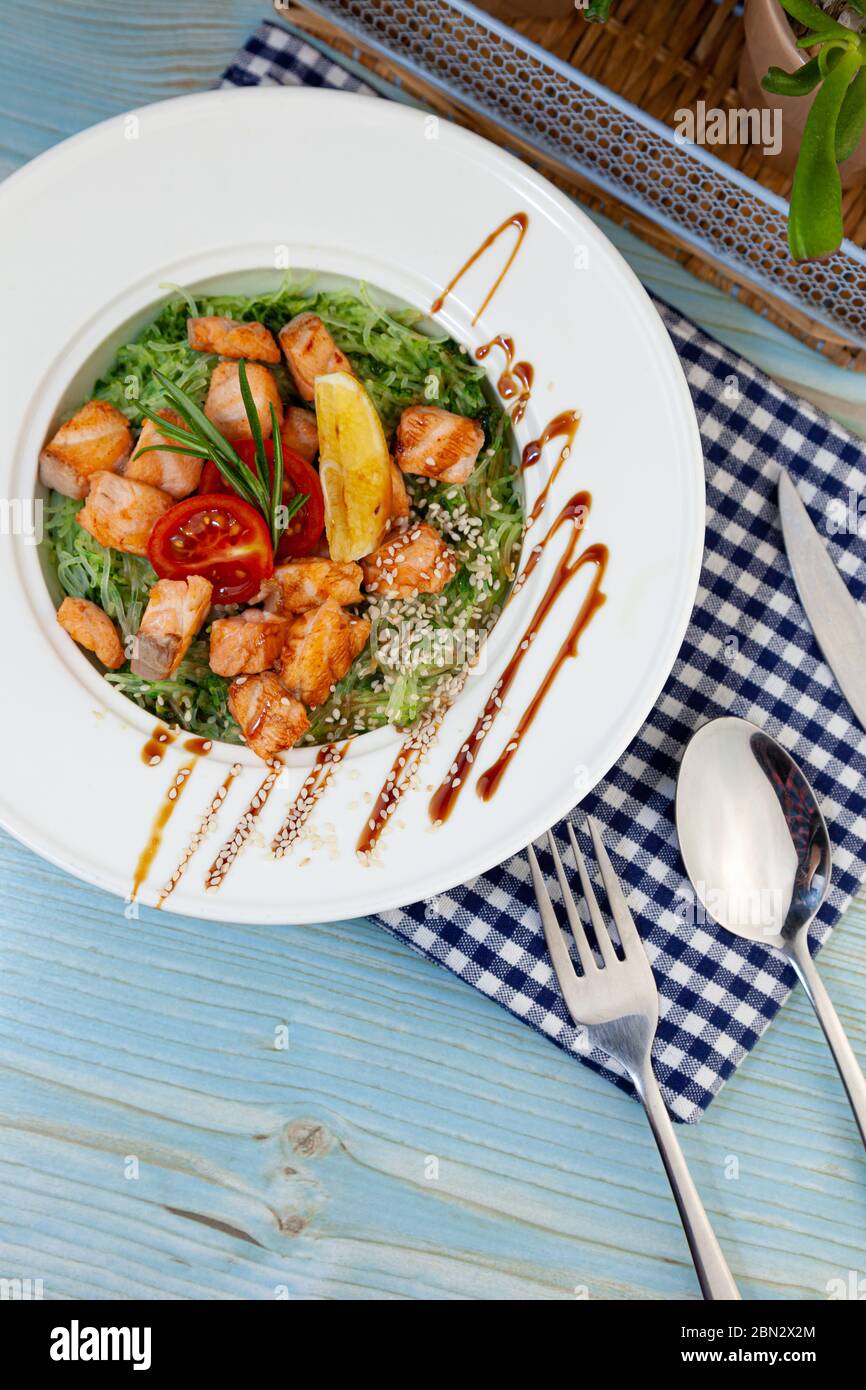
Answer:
top-left (586, 816), bottom-right (643, 960)
top-left (527, 844), bottom-right (584, 1018)
top-left (545, 831), bottom-right (596, 974)
top-left (565, 822), bottom-right (617, 968)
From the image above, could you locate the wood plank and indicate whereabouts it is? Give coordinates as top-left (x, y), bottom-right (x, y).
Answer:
top-left (2, 832), bottom-right (866, 1299)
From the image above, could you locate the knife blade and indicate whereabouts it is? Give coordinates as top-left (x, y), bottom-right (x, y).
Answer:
top-left (778, 468), bottom-right (866, 734)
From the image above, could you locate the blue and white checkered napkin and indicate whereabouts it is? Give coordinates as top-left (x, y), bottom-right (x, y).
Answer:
top-left (224, 21), bottom-right (866, 1121)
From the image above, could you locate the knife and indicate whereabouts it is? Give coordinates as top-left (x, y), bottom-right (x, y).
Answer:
top-left (778, 468), bottom-right (866, 733)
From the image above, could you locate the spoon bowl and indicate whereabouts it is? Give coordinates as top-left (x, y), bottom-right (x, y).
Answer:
top-left (676, 716), bottom-right (831, 952)
top-left (676, 714), bottom-right (866, 1149)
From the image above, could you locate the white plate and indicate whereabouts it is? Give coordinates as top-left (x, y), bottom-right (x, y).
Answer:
top-left (0, 88), bottom-right (704, 924)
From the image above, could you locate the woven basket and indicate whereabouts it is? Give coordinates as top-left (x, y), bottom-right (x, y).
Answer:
top-left (285, 0), bottom-right (866, 370)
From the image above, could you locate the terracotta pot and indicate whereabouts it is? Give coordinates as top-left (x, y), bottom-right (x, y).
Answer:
top-left (739, 0), bottom-right (866, 185)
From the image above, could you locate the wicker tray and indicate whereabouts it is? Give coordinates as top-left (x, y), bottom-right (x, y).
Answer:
top-left (282, 0), bottom-right (866, 372)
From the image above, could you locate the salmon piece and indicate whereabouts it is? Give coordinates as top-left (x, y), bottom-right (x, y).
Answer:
top-left (261, 557), bottom-right (364, 614)
top-left (125, 409), bottom-right (203, 498)
top-left (361, 522), bottom-right (458, 598)
top-left (395, 406), bottom-right (484, 485)
top-left (131, 576), bottom-right (213, 679)
top-left (57, 596), bottom-right (125, 670)
top-left (278, 599), bottom-right (371, 709)
top-left (229, 672), bottom-right (309, 761)
top-left (280, 406), bottom-right (319, 463)
top-left (77, 471), bottom-right (172, 556)
top-left (390, 460), bottom-right (410, 521)
top-left (187, 315), bottom-right (280, 363)
top-left (209, 609), bottom-right (288, 678)
top-left (279, 312), bottom-right (353, 402)
top-left (204, 362), bottom-right (284, 443)
top-left (39, 399), bottom-right (132, 500)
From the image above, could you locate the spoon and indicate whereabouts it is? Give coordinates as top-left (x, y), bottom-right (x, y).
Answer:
top-left (676, 715), bottom-right (866, 1148)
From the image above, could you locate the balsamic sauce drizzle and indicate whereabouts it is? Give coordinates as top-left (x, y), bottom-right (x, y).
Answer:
top-left (430, 213), bottom-right (529, 325)
top-left (133, 728), bottom-right (215, 902)
top-left (205, 761), bottom-right (284, 891)
top-left (272, 743), bottom-right (346, 857)
top-left (355, 713), bottom-right (449, 857)
top-left (523, 411), bottom-right (582, 525)
top-left (182, 737), bottom-right (213, 757)
top-left (141, 724), bottom-right (176, 767)
top-left (475, 335), bottom-right (534, 425)
top-left (475, 545), bottom-right (607, 803)
top-left (428, 493), bottom-right (606, 824)
top-left (158, 761), bottom-right (241, 907)
top-left (130, 760), bottom-right (198, 903)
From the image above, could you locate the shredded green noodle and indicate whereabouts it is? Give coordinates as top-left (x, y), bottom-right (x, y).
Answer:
top-left (43, 280), bottom-right (524, 745)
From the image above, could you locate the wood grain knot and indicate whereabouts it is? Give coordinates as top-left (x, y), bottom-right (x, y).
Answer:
top-left (285, 1120), bottom-right (331, 1158)
top-left (279, 1213), bottom-right (307, 1236)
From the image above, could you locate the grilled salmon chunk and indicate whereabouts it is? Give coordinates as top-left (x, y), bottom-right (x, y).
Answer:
top-left (229, 672), bottom-right (309, 761)
top-left (57, 596), bottom-right (125, 670)
top-left (261, 557), bottom-right (364, 615)
top-left (125, 410), bottom-right (203, 498)
top-left (361, 522), bottom-right (458, 598)
top-left (204, 361), bottom-right (284, 443)
top-left (131, 576), bottom-right (213, 680)
top-left (280, 406), bottom-right (319, 463)
top-left (279, 312), bottom-right (353, 402)
top-left (278, 599), bottom-right (371, 709)
top-left (394, 405), bottom-right (484, 485)
top-left (187, 316), bottom-right (280, 363)
top-left (77, 471), bottom-right (172, 556)
top-left (390, 460), bottom-right (410, 521)
top-left (39, 400), bottom-right (132, 500)
top-left (209, 609), bottom-right (288, 678)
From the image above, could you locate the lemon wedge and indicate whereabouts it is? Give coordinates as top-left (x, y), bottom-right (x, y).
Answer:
top-left (315, 371), bottom-right (392, 563)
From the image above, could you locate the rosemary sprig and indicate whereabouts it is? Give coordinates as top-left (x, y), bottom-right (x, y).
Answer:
top-left (237, 361), bottom-right (284, 551)
top-left (269, 402), bottom-right (286, 550)
top-left (131, 366), bottom-right (308, 551)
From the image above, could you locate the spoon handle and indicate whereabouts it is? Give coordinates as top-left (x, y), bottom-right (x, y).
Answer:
top-left (637, 1064), bottom-right (741, 1300)
top-left (787, 936), bottom-right (866, 1149)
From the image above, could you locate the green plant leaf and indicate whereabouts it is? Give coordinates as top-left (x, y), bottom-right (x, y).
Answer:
top-left (796, 30), bottom-right (834, 48)
top-left (583, 0), bottom-right (613, 19)
top-left (762, 54), bottom-right (824, 95)
top-left (836, 62), bottom-right (866, 160)
top-left (817, 38), bottom-right (856, 73)
top-left (780, 0), bottom-right (856, 40)
top-left (789, 43), bottom-right (862, 260)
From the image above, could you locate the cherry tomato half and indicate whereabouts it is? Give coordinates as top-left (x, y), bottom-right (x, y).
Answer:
top-left (199, 439), bottom-right (325, 561)
top-left (147, 493), bottom-right (274, 606)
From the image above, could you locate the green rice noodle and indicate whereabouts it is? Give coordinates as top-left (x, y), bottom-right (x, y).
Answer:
top-left (43, 281), bottom-right (525, 746)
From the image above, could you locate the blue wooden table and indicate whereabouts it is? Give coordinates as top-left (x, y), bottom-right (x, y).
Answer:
top-left (2, 0), bottom-right (866, 1301)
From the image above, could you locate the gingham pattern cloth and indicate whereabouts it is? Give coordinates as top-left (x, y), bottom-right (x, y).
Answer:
top-left (224, 21), bottom-right (866, 1121)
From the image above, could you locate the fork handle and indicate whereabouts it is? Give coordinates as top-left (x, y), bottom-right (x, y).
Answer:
top-left (637, 1065), bottom-right (741, 1301)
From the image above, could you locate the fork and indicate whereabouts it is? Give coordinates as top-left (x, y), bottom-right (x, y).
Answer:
top-left (528, 817), bottom-right (741, 1301)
